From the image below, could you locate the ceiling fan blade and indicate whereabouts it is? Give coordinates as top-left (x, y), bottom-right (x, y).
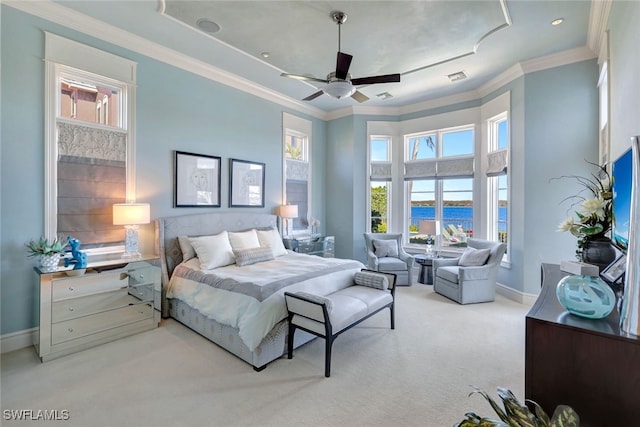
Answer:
top-left (281, 73), bottom-right (329, 85)
top-left (335, 52), bottom-right (353, 80)
top-left (351, 90), bottom-right (369, 103)
top-left (302, 90), bottom-right (324, 101)
top-left (351, 73), bottom-right (401, 85)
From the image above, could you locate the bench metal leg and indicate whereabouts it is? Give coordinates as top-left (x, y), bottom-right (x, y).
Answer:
top-left (287, 319), bottom-right (295, 359)
top-left (325, 336), bottom-right (334, 377)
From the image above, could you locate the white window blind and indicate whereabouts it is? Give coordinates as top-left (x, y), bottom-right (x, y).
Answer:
top-left (486, 148), bottom-right (508, 177)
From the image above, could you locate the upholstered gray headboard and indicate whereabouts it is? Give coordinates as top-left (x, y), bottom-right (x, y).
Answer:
top-left (154, 212), bottom-right (279, 317)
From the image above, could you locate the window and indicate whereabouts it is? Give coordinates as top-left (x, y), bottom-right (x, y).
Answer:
top-left (370, 136), bottom-right (392, 232)
top-left (487, 113), bottom-right (509, 249)
top-left (45, 33), bottom-right (136, 252)
top-left (283, 113), bottom-right (312, 233)
top-left (406, 126), bottom-right (475, 249)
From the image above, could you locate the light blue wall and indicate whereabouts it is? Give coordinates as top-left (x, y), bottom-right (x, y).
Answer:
top-left (608, 1), bottom-right (640, 160)
top-left (0, 6), bottom-right (326, 335)
top-left (522, 59), bottom-right (599, 293)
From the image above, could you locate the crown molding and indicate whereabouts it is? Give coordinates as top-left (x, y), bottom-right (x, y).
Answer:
top-left (520, 46), bottom-right (596, 74)
top-left (3, 0), bottom-right (328, 120)
top-left (4, 0), bottom-right (601, 122)
top-left (587, 0), bottom-right (612, 58)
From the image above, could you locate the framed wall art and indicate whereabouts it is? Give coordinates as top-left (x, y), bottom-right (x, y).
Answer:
top-left (601, 253), bottom-right (626, 284)
top-left (174, 150), bottom-right (221, 207)
top-left (229, 158), bottom-right (265, 207)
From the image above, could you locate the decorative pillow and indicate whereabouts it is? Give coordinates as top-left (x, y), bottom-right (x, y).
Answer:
top-left (295, 292), bottom-right (334, 312)
top-left (189, 231), bottom-right (235, 270)
top-left (458, 247), bottom-right (491, 267)
top-left (233, 246), bottom-right (275, 267)
top-left (354, 271), bottom-right (389, 290)
top-left (227, 229), bottom-right (261, 251)
top-left (256, 228), bottom-right (288, 257)
top-left (373, 239), bottom-right (399, 258)
top-left (177, 236), bottom-right (196, 261)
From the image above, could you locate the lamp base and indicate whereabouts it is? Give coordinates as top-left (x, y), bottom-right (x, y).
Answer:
top-left (121, 225), bottom-right (142, 259)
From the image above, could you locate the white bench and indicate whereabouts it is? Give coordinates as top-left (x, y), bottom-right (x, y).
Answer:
top-left (284, 269), bottom-right (397, 377)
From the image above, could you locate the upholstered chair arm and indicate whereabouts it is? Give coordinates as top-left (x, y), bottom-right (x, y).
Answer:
top-left (458, 266), bottom-right (491, 281)
top-left (397, 250), bottom-right (414, 266)
top-left (366, 250), bottom-right (379, 270)
top-left (432, 257), bottom-right (460, 269)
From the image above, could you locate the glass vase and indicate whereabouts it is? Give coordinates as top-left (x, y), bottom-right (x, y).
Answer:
top-left (556, 274), bottom-right (616, 319)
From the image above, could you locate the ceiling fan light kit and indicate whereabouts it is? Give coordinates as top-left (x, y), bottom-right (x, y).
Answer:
top-left (281, 11), bottom-right (401, 103)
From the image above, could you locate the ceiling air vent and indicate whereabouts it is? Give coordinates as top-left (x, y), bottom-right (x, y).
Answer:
top-left (448, 71), bottom-right (467, 82)
top-left (376, 92), bottom-right (393, 100)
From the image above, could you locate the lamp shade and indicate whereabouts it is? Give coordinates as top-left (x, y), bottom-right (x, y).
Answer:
top-left (419, 220), bottom-right (440, 235)
top-left (113, 203), bottom-right (150, 225)
top-left (278, 204), bottom-right (298, 219)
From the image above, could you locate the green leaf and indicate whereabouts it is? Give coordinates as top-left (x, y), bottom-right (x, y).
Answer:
top-left (526, 400), bottom-right (551, 426)
top-left (549, 405), bottom-right (580, 427)
top-left (469, 387), bottom-right (510, 423)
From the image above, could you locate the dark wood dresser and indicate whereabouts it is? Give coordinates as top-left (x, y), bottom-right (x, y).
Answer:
top-left (525, 263), bottom-right (640, 426)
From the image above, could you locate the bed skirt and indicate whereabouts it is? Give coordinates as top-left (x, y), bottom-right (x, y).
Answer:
top-left (168, 298), bottom-right (315, 369)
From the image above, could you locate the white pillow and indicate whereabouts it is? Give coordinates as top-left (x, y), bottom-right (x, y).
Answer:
top-left (458, 246), bottom-right (491, 267)
top-left (227, 229), bottom-right (260, 251)
top-left (177, 236), bottom-right (196, 261)
top-left (256, 228), bottom-right (288, 257)
top-left (189, 232), bottom-right (235, 270)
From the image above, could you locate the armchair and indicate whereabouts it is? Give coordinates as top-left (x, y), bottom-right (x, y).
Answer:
top-left (432, 238), bottom-right (507, 304)
top-left (363, 233), bottom-right (414, 286)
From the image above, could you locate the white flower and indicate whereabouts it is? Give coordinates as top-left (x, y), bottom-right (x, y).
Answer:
top-left (581, 197), bottom-right (605, 219)
top-left (557, 217), bottom-right (576, 232)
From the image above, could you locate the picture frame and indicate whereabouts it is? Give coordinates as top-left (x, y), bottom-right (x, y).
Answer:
top-left (601, 254), bottom-right (627, 284)
top-left (229, 158), bottom-right (265, 207)
top-left (174, 151), bottom-right (221, 208)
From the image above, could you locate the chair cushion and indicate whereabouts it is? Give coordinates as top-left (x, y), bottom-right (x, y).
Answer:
top-left (372, 239), bottom-right (399, 257)
top-left (436, 266), bottom-right (460, 284)
top-left (354, 271), bottom-right (389, 290)
top-left (377, 257), bottom-right (407, 271)
top-left (459, 246), bottom-right (491, 266)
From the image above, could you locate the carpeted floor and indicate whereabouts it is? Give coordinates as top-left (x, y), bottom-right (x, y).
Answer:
top-left (1, 284), bottom-right (531, 427)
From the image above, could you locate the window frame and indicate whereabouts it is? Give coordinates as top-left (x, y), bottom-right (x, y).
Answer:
top-left (368, 135), bottom-right (393, 233)
top-left (486, 111), bottom-right (510, 264)
top-left (282, 113), bottom-right (312, 236)
top-left (44, 33), bottom-right (137, 255)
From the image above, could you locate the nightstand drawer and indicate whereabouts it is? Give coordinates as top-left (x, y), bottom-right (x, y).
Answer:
top-left (52, 270), bottom-right (127, 301)
top-left (127, 265), bottom-right (160, 286)
top-left (51, 302), bottom-right (153, 345)
top-left (52, 286), bottom-right (153, 323)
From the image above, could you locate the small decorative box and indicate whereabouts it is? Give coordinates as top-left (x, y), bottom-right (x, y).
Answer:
top-left (560, 260), bottom-right (599, 277)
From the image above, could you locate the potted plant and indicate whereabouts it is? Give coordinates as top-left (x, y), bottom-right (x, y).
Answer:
top-left (455, 387), bottom-right (579, 427)
top-left (26, 237), bottom-right (66, 272)
top-left (554, 161), bottom-right (616, 269)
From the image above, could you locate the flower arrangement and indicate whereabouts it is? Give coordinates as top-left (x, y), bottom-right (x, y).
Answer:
top-left (555, 161), bottom-right (612, 260)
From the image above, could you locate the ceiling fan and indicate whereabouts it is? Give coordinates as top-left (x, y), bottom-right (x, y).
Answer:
top-left (281, 11), bottom-right (401, 103)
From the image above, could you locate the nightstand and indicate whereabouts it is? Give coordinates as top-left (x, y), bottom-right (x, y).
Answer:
top-left (283, 235), bottom-right (335, 257)
top-left (34, 254), bottom-right (161, 362)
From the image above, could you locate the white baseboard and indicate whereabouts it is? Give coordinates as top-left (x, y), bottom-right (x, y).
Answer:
top-left (497, 282), bottom-right (538, 306)
top-left (1, 328), bottom-right (37, 354)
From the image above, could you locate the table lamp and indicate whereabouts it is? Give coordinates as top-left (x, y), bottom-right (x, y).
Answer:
top-left (419, 219), bottom-right (440, 256)
top-left (278, 204), bottom-right (298, 237)
top-left (113, 203), bottom-right (150, 258)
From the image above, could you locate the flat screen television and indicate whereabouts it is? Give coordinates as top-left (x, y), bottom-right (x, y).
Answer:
top-left (611, 147), bottom-right (633, 252)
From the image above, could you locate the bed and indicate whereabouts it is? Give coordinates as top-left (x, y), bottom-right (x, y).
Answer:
top-left (155, 212), bottom-right (364, 370)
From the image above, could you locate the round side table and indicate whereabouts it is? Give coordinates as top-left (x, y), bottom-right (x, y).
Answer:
top-left (414, 254), bottom-right (437, 285)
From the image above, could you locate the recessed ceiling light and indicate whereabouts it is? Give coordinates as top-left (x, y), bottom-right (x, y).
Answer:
top-left (376, 92), bottom-right (393, 100)
top-left (260, 52), bottom-right (270, 58)
top-left (551, 18), bottom-right (564, 26)
top-left (448, 71), bottom-right (467, 82)
top-left (196, 18), bottom-right (221, 34)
